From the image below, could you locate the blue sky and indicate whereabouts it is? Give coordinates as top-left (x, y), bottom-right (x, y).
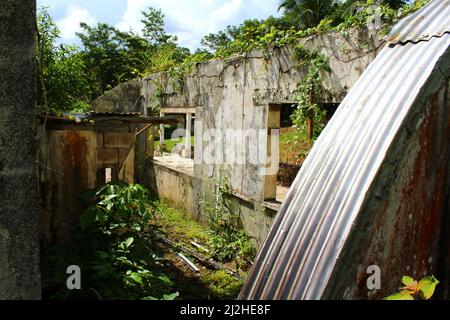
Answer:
top-left (37, 0), bottom-right (282, 52)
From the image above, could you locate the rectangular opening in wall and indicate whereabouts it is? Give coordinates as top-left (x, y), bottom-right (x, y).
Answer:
top-left (155, 112), bottom-right (194, 159)
top-left (105, 168), bottom-right (112, 183)
top-left (279, 103), bottom-right (297, 128)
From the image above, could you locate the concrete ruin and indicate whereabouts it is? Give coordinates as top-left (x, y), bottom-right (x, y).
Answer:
top-left (37, 114), bottom-right (178, 243)
top-left (92, 27), bottom-right (383, 247)
top-left (0, 0), bottom-right (41, 299)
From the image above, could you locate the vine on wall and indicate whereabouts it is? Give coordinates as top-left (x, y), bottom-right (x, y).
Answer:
top-left (291, 45), bottom-right (331, 144)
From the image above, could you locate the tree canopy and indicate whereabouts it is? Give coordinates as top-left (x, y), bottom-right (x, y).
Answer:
top-left (37, 0), bottom-right (429, 115)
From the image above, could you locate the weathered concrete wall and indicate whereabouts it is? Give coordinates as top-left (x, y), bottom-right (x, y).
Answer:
top-left (39, 129), bottom-right (98, 242)
top-left (91, 78), bottom-right (142, 113)
top-left (85, 28), bottom-right (383, 247)
top-left (0, 0), bottom-right (41, 299)
top-left (38, 124), bottom-right (135, 243)
top-left (138, 28), bottom-right (383, 247)
top-left (147, 160), bottom-right (196, 217)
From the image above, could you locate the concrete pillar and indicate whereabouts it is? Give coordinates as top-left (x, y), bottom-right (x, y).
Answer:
top-left (0, 0), bottom-right (41, 299)
top-left (185, 113), bottom-right (192, 158)
top-left (159, 112), bottom-right (165, 146)
top-left (264, 104), bottom-right (281, 200)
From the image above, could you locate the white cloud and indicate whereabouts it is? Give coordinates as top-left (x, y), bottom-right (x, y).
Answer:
top-left (115, 0), bottom-right (280, 51)
top-left (57, 5), bottom-right (96, 41)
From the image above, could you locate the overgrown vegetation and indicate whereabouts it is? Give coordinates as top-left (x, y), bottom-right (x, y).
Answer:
top-left (290, 46), bottom-right (331, 143)
top-left (43, 183), bottom-right (178, 300)
top-left (202, 177), bottom-right (256, 271)
top-left (42, 183), bottom-right (254, 300)
top-left (38, 1), bottom-right (430, 115)
top-left (154, 200), bottom-right (248, 299)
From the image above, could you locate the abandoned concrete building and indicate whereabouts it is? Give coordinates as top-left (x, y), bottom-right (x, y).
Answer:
top-left (1, 0), bottom-right (449, 301)
top-left (90, 27), bottom-right (383, 247)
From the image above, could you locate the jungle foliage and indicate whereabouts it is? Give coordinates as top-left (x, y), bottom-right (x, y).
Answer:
top-left (37, 0), bottom-right (430, 115)
top-left (43, 183), bottom-right (178, 300)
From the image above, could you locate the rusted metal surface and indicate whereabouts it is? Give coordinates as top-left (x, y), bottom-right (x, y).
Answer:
top-left (240, 0), bottom-right (450, 300)
top-left (38, 124), bottom-right (138, 243)
top-left (39, 130), bottom-right (97, 242)
top-left (388, 0), bottom-right (450, 45)
top-left (39, 113), bottom-right (179, 125)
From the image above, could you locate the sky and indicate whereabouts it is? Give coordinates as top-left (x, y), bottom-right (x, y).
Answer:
top-left (37, 0), bottom-right (282, 52)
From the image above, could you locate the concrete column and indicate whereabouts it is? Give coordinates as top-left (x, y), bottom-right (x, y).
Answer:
top-left (185, 113), bottom-right (192, 158)
top-left (159, 112), bottom-right (165, 146)
top-left (0, 0), bottom-right (41, 299)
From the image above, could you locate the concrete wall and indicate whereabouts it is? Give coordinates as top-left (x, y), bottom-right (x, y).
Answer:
top-left (39, 129), bottom-right (97, 242)
top-left (91, 79), bottom-right (142, 113)
top-left (147, 160), bottom-right (196, 217)
top-left (38, 124), bottom-right (136, 243)
top-left (88, 28), bottom-right (383, 247)
top-left (0, 0), bottom-right (41, 299)
top-left (139, 28), bottom-right (382, 247)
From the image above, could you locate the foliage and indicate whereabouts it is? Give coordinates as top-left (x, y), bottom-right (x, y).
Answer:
top-left (37, 6), bottom-right (93, 114)
top-left (279, 0), bottom-right (338, 29)
top-left (385, 275), bottom-right (439, 300)
top-left (290, 47), bottom-right (331, 142)
top-left (76, 22), bottom-right (152, 94)
top-left (46, 183), bottom-right (178, 300)
top-left (153, 200), bottom-right (249, 299)
top-left (141, 7), bottom-right (176, 46)
top-left (200, 0), bottom-right (431, 58)
top-left (78, 183), bottom-right (178, 300)
top-left (201, 270), bottom-right (245, 299)
top-left (202, 177), bottom-right (255, 270)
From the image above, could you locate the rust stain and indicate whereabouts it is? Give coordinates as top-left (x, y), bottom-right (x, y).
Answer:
top-left (351, 91), bottom-right (450, 299)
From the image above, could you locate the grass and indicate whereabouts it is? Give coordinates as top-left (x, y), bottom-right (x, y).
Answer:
top-left (154, 136), bottom-right (195, 153)
top-left (279, 127), bottom-right (311, 165)
top-left (152, 200), bottom-right (252, 299)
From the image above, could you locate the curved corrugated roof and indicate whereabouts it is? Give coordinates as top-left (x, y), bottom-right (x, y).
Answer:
top-left (240, 0), bottom-right (450, 299)
top-left (388, 0), bottom-right (450, 44)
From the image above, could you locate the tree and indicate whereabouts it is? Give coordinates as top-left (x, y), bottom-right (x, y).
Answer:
top-left (37, 6), bottom-right (93, 114)
top-left (141, 7), bottom-right (176, 46)
top-left (278, 0), bottom-right (337, 28)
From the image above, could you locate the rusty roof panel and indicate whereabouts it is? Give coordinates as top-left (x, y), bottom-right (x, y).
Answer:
top-left (240, 0), bottom-right (450, 300)
top-left (89, 111), bottom-right (142, 116)
top-left (387, 0), bottom-right (450, 44)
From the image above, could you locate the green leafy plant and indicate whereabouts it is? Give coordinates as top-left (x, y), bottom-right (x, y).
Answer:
top-left (202, 177), bottom-right (255, 270)
top-left (385, 275), bottom-right (439, 300)
top-left (43, 183), bottom-right (179, 300)
top-left (78, 183), bottom-right (178, 300)
top-left (291, 47), bottom-right (331, 143)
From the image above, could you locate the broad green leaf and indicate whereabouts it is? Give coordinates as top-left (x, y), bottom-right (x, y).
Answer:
top-left (401, 276), bottom-right (415, 286)
top-left (129, 272), bottom-right (143, 284)
top-left (384, 292), bottom-right (414, 300)
top-left (163, 292), bottom-right (179, 300)
top-left (418, 275), bottom-right (439, 300)
top-left (141, 296), bottom-right (158, 300)
top-left (125, 237), bottom-right (134, 248)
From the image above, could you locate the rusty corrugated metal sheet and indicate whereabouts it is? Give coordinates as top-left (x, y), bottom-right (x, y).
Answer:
top-left (89, 111), bottom-right (142, 116)
top-left (388, 0), bottom-right (450, 44)
top-left (240, 0), bottom-right (450, 300)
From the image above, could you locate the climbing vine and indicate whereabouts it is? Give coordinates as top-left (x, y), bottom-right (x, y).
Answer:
top-left (290, 46), bottom-right (331, 143)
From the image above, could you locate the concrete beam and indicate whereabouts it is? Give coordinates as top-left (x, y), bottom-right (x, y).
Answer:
top-left (161, 106), bottom-right (196, 114)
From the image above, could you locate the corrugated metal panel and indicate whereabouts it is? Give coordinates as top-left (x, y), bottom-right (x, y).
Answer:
top-left (388, 0), bottom-right (450, 44)
top-left (89, 111), bottom-right (142, 116)
top-left (240, 0), bottom-right (450, 300)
